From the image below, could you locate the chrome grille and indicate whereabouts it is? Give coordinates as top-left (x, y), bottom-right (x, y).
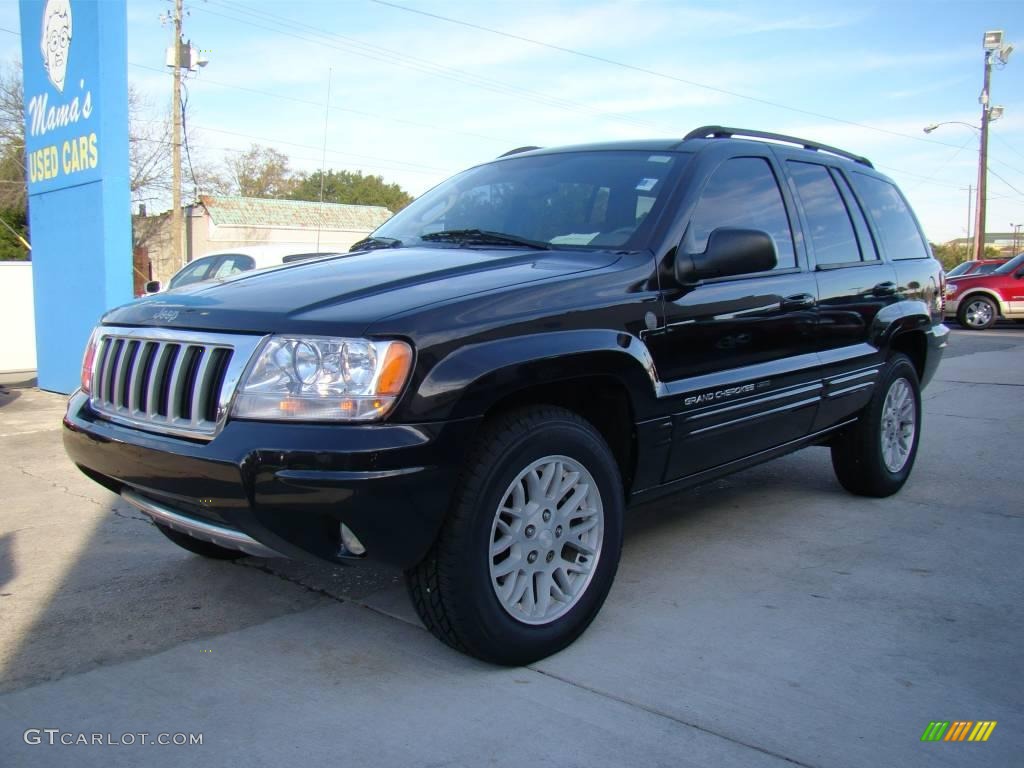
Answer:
top-left (88, 327), bottom-right (265, 440)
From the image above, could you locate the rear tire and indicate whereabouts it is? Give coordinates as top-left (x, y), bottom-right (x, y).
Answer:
top-left (831, 354), bottom-right (921, 498)
top-left (406, 406), bottom-right (624, 666)
top-left (156, 523), bottom-right (246, 560)
top-left (957, 295), bottom-right (998, 330)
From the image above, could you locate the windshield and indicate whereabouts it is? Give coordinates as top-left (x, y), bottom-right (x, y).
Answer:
top-left (993, 253), bottom-right (1024, 274)
top-left (946, 261), bottom-right (975, 277)
top-left (371, 150), bottom-right (689, 251)
top-left (169, 257), bottom-right (218, 289)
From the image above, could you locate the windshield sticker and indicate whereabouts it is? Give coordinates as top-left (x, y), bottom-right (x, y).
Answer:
top-left (549, 232), bottom-right (599, 245)
top-left (647, 155), bottom-right (672, 163)
top-left (635, 178), bottom-right (659, 192)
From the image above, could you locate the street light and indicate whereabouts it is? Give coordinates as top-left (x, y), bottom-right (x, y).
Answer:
top-left (923, 116), bottom-right (1002, 134)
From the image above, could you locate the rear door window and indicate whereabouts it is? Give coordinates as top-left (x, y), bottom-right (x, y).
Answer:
top-left (787, 162), bottom-right (860, 266)
top-left (684, 157), bottom-right (796, 270)
top-left (848, 174), bottom-right (929, 261)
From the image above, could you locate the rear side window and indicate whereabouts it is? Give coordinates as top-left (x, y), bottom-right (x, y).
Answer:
top-left (684, 157), bottom-right (796, 270)
top-left (849, 174), bottom-right (929, 261)
top-left (832, 172), bottom-right (879, 260)
top-left (787, 162), bottom-right (860, 266)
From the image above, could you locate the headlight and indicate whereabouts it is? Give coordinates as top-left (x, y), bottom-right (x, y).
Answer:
top-left (232, 336), bottom-right (413, 422)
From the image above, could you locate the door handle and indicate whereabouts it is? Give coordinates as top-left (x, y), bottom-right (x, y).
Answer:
top-left (780, 293), bottom-right (816, 311)
top-left (873, 281), bottom-right (898, 296)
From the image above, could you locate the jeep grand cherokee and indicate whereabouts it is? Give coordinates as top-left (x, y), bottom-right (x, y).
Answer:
top-left (64, 126), bottom-right (948, 665)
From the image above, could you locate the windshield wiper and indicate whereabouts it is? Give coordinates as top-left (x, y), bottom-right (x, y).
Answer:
top-left (349, 236), bottom-right (403, 252)
top-left (419, 229), bottom-right (551, 250)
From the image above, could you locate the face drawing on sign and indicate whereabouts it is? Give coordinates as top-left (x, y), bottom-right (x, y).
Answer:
top-left (40, 0), bottom-right (73, 93)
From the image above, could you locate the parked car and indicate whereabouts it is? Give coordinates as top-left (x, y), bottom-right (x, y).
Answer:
top-left (142, 245), bottom-right (334, 295)
top-left (945, 258), bottom-right (1007, 278)
top-left (945, 252), bottom-right (1024, 330)
top-left (65, 126), bottom-right (947, 665)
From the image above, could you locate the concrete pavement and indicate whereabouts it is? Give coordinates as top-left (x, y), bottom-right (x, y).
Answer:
top-left (1, 326), bottom-right (1021, 767)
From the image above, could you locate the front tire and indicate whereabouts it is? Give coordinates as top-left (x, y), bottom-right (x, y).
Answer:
top-left (831, 354), bottom-right (921, 497)
top-left (406, 406), bottom-right (624, 665)
top-left (957, 295), bottom-right (998, 330)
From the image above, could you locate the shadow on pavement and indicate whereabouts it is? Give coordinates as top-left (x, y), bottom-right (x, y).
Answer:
top-left (0, 498), bottom-right (328, 693)
top-left (0, 388), bottom-right (21, 410)
top-left (0, 532), bottom-right (14, 592)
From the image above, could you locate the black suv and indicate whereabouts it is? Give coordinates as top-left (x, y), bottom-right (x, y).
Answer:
top-left (64, 127), bottom-right (948, 665)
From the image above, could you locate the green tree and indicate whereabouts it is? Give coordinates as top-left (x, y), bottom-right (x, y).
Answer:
top-left (290, 169), bottom-right (413, 212)
top-left (224, 144), bottom-right (296, 198)
top-left (930, 242), bottom-right (968, 272)
top-left (931, 241), bottom-right (1006, 271)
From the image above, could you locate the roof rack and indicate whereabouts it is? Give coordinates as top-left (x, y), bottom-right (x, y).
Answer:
top-left (498, 146), bottom-right (542, 158)
top-left (682, 126), bottom-right (873, 168)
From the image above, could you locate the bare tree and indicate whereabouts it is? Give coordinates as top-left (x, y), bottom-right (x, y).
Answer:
top-left (0, 64), bottom-right (26, 213)
top-left (128, 86), bottom-right (173, 206)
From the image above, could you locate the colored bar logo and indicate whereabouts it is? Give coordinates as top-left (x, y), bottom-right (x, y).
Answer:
top-left (921, 721), bottom-right (996, 742)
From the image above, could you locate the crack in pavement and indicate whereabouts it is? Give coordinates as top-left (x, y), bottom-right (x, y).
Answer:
top-left (935, 379), bottom-right (1024, 387)
top-left (528, 667), bottom-right (819, 768)
top-left (232, 559), bottom-right (818, 767)
top-left (111, 506), bottom-right (154, 524)
top-left (232, 560), bottom-right (345, 605)
top-left (14, 465), bottom-right (105, 508)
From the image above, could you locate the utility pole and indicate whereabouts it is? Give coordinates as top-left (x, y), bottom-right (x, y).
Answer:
top-left (170, 0), bottom-right (183, 269)
top-left (974, 30), bottom-right (1014, 260)
top-left (965, 184), bottom-right (972, 258)
top-left (973, 47), bottom-right (992, 261)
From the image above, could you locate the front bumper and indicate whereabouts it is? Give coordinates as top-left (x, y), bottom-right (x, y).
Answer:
top-left (63, 390), bottom-right (479, 568)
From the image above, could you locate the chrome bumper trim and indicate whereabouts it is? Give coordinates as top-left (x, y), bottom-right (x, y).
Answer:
top-left (121, 490), bottom-right (282, 558)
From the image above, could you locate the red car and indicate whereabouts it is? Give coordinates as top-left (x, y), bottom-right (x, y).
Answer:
top-left (945, 252), bottom-right (1024, 329)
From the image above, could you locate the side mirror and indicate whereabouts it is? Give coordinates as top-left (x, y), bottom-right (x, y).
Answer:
top-left (144, 280), bottom-right (162, 294)
top-left (675, 228), bottom-right (778, 284)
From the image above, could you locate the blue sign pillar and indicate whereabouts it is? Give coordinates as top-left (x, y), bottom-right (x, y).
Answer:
top-left (18, 0), bottom-right (131, 393)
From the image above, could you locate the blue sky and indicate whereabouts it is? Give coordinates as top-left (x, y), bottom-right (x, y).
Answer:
top-left (2, 0), bottom-right (1023, 242)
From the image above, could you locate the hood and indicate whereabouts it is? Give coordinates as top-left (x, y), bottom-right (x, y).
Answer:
top-left (947, 272), bottom-right (997, 285)
top-left (105, 246), bottom-right (619, 335)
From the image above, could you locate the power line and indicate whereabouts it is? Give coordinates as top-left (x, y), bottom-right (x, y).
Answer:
top-left (128, 62), bottom-right (516, 145)
top-left (195, 0), bottom-right (666, 132)
top-left (993, 134), bottom-right (1024, 164)
top-left (136, 118), bottom-right (455, 175)
top-left (202, 0), bottom-right (1024, 187)
top-left (988, 166), bottom-right (1024, 197)
top-left (180, 79), bottom-right (202, 195)
top-left (364, 0), bottom-right (990, 152)
top-left (906, 134), bottom-right (976, 192)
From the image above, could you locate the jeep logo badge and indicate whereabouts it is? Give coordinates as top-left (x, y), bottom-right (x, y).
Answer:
top-left (152, 309), bottom-right (179, 322)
